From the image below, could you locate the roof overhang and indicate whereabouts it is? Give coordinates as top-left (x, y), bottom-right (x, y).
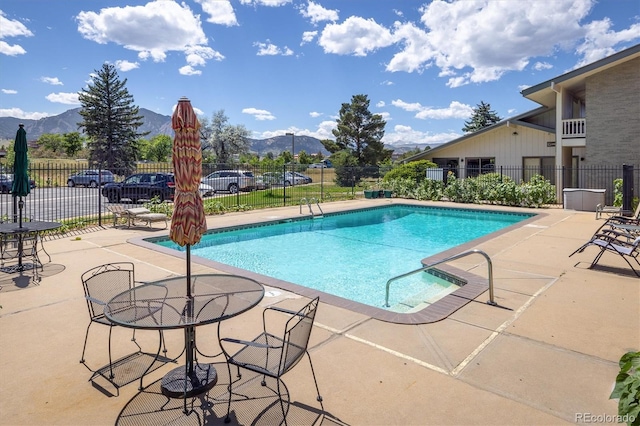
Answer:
top-left (521, 44), bottom-right (640, 107)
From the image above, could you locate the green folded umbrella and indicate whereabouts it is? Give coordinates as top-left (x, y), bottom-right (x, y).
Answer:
top-left (11, 124), bottom-right (30, 198)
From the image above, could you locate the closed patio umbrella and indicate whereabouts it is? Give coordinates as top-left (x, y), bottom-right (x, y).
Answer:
top-left (170, 97), bottom-right (207, 274)
top-left (11, 124), bottom-right (30, 229)
top-left (165, 97), bottom-right (208, 400)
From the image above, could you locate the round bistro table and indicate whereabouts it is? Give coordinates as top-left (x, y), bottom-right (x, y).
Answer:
top-left (105, 274), bottom-right (264, 405)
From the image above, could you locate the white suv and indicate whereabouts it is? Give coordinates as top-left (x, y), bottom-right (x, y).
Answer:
top-left (201, 170), bottom-right (256, 193)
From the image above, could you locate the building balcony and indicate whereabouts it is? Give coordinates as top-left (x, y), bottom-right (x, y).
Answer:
top-left (562, 118), bottom-right (585, 138)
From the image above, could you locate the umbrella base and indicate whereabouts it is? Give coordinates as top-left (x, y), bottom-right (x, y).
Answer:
top-left (0, 262), bottom-right (37, 274)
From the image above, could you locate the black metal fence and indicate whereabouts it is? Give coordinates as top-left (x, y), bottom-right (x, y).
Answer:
top-left (0, 162), bottom-right (637, 226)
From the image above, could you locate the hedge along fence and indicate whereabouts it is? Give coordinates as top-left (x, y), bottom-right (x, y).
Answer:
top-left (383, 172), bottom-right (557, 208)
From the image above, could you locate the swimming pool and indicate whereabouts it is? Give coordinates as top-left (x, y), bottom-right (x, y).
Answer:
top-left (144, 204), bottom-right (536, 321)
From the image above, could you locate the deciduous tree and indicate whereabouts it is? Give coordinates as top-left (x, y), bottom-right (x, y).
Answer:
top-left (200, 110), bottom-right (250, 166)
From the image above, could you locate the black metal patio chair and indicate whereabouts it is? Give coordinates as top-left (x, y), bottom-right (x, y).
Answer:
top-left (80, 262), bottom-right (167, 394)
top-left (219, 297), bottom-right (323, 425)
top-left (570, 231), bottom-right (640, 276)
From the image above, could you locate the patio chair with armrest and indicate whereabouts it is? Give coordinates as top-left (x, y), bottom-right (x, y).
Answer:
top-left (569, 232), bottom-right (640, 277)
top-left (80, 262), bottom-right (168, 394)
top-left (219, 297), bottom-right (324, 425)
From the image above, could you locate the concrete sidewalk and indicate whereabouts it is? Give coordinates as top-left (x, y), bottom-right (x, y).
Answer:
top-left (0, 200), bottom-right (637, 425)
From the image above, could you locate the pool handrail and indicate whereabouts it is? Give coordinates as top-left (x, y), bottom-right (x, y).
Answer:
top-left (300, 197), bottom-right (324, 218)
top-left (384, 249), bottom-right (496, 308)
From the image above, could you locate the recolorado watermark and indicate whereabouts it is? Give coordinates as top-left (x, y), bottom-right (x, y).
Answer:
top-left (575, 412), bottom-right (636, 423)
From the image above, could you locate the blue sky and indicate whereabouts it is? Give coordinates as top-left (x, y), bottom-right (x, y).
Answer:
top-left (1, 0), bottom-right (639, 147)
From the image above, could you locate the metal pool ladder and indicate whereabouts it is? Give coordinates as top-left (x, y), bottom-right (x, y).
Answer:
top-left (300, 197), bottom-right (324, 218)
top-left (385, 249), bottom-right (497, 307)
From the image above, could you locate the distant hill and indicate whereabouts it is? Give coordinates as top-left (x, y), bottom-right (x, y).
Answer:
top-left (0, 108), bottom-right (331, 156)
top-left (0, 108), bottom-right (430, 156)
top-left (0, 107), bottom-right (173, 141)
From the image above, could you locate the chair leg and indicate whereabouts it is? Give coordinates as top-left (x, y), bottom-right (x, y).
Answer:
top-left (305, 351), bottom-right (324, 408)
top-left (80, 323), bottom-right (93, 366)
top-left (108, 326), bottom-right (115, 379)
top-left (276, 378), bottom-right (289, 426)
top-left (224, 362), bottom-right (234, 423)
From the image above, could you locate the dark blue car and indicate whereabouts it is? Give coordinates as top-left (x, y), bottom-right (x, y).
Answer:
top-left (101, 172), bottom-right (175, 203)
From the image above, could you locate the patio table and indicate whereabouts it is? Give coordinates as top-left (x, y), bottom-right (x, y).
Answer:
top-left (104, 274), bottom-right (264, 410)
top-left (0, 220), bottom-right (61, 272)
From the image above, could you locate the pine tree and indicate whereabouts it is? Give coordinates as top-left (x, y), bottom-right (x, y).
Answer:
top-left (331, 94), bottom-right (389, 166)
top-left (462, 101), bottom-right (502, 133)
top-left (78, 63), bottom-right (147, 175)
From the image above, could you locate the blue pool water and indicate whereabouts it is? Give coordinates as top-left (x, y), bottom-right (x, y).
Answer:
top-left (153, 205), bottom-right (533, 310)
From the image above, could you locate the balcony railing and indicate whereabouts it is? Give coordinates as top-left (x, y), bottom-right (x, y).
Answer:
top-left (562, 118), bottom-right (586, 138)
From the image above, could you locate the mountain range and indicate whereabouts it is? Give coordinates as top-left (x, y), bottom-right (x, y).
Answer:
top-left (0, 108), bottom-right (429, 156)
top-left (0, 108), bottom-right (334, 156)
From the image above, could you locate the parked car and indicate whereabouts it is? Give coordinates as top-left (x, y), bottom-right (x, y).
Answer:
top-left (293, 172), bottom-right (312, 184)
top-left (201, 170), bottom-right (256, 194)
top-left (0, 174), bottom-right (36, 193)
top-left (262, 171), bottom-right (307, 187)
top-left (101, 172), bottom-right (175, 203)
top-left (199, 182), bottom-right (214, 197)
top-left (308, 160), bottom-right (333, 169)
top-left (67, 170), bottom-right (115, 188)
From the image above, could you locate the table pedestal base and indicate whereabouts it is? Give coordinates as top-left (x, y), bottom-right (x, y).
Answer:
top-left (161, 363), bottom-right (217, 399)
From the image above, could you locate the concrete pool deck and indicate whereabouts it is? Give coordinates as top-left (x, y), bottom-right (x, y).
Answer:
top-left (0, 199), bottom-right (637, 425)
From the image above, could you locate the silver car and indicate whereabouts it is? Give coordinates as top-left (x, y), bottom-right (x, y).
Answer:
top-left (201, 170), bottom-right (256, 194)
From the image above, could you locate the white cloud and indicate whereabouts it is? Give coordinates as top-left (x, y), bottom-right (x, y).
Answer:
top-left (0, 40), bottom-right (26, 56)
top-left (2, 89), bottom-right (17, 94)
top-left (114, 60), bottom-right (139, 72)
top-left (392, 99), bottom-right (473, 120)
top-left (376, 101), bottom-right (385, 107)
top-left (242, 107), bottom-right (276, 121)
top-left (195, 0), bottom-right (238, 26)
top-left (309, 111), bottom-right (322, 118)
top-left (179, 65), bottom-right (201, 76)
top-left (300, 1), bottom-right (339, 25)
top-left (239, 0), bottom-right (291, 6)
top-left (45, 92), bottom-right (81, 105)
top-left (382, 124), bottom-right (461, 146)
top-left (301, 31), bottom-right (317, 45)
top-left (0, 10), bottom-right (33, 56)
top-left (40, 77), bottom-right (63, 85)
top-left (381, 0), bottom-right (639, 86)
top-left (318, 16), bottom-right (395, 56)
top-left (574, 18), bottom-right (640, 68)
top-left (76, 2), bottom-right (217, 73)
top-left (254, 40), bottom-right (293, 56)
top-left (0, 108), bottom-right (50, 120)
top-left (533, 61), bottom-right (553, 71)
top-left (380, 80), bottom-right (394, 86)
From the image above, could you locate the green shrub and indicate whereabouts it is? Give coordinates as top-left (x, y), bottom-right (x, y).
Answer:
top-left (610, 351), bottom-right (640, 426)
top-left (519, 175), bottom-right (556, 207)
top-left (382, 160), bottom-right (438, 184)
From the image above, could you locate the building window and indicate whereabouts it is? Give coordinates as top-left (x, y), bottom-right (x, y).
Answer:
top-left (466, 158), bottom-right (495, 177)
top-left (523, 157), bottom-right (555, 184)
top-left (432, 158), bottom-right (459, 177)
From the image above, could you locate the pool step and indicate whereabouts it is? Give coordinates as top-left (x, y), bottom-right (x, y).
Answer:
top-left (387, 284), bottom-right (460, 313)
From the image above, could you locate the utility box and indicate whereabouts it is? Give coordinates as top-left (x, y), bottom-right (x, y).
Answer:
top-left (563, 188), bottom-right (606, 211)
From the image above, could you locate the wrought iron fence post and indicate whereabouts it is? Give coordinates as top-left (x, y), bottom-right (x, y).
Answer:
top-left (282, 164), bottom-right (287, 207)
top-left (622, 164), bottom-right (634, 215)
